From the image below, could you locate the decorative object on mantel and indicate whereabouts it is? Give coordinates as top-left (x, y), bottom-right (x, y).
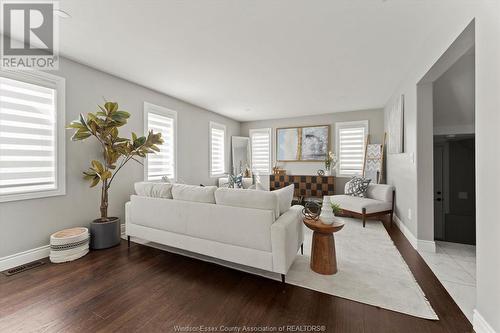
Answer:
top-left (362, 133), bottom-right (386, 184)
top-left (272, 163), bottom-right (286, 175)
top-left (324, 151), bottom-right (338, 176)
top-left (317, 169), bottom-right (325, 176)
top-left (50, 227), bottom-right (90, 263)
top-left (276, 125), bottom-right (330, 162)
top-left (67, 101), bottom-right (163, 250)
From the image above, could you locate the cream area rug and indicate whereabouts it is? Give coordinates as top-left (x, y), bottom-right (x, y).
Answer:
top-left (131, 217), bottom-right (438, 320)
top-left (286, 218), bottom-right (438, 320)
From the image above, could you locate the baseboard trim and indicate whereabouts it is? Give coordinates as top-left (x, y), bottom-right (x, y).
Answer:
top-left (473, 310), bottom-right (497, 333)
top-left (0, 245), bottom-right (50, 271)
top-left (393, 214), bottom-right (418, 249)
top-left (417, 239), bottom-right (436, 253)
top-left (392, 215), bottom-right (436, 253)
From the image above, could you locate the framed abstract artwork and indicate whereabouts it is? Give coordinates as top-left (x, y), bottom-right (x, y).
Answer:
top-left (276, 125), bottom-right (330, 162)
top-left (388, 94), bottom-right (405, 154)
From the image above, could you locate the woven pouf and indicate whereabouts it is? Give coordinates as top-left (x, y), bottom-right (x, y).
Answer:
top-left (50, 227), bottom-right (90, 263)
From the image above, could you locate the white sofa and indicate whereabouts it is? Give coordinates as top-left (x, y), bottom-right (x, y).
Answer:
top-left (126, 183), bottom-right (302, 281)
top-left (327, 184), bottom-right (395, 227)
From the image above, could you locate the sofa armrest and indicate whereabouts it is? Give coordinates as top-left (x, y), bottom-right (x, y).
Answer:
top-left (271, 205), bottom-right (304, 274)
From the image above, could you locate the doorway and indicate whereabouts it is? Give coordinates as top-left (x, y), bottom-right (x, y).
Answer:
top-left (416, 20), bottom-right (476, 321)
top-left (433, 135), bottom-right (475, 245)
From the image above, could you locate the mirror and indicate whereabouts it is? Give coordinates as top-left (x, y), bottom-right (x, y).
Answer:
top-left (231, 136), bottom-right (251, 176)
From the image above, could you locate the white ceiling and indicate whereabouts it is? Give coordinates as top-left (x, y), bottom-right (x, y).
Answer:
top-left (56, 0), bottom-right (453, 121)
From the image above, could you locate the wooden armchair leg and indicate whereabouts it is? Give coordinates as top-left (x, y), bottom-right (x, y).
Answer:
top-left (362, 208), bottom-right (366, 228)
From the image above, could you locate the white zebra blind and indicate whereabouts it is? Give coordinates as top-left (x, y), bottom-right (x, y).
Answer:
top-left (210, 122), bottom-right (225, 176)
top-left (336, 121), bottom-right (368, 176)
top-left (0, 76), bottom-right (57, 196)
top-left (250, 128), bottom-right (271, 174)
top-left (145, 104), bottom-right (176, 181)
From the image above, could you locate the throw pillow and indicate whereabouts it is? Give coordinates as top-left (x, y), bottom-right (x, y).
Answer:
top-left (161, 176), bottom-right (172, 183)
top-left (345, 176), bottom-right (371, 197)
top-left (234, 174), bottom-right (243, 188)
top-left (226, 174), bottom-right (243, 188)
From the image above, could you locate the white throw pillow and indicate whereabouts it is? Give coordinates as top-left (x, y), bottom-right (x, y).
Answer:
top-left (272, 184), bottom-right (295, 216)
top-left (215, 187), bottom-right (280, 219)
top-left (172, 184), bottom-right (217, 204)
top-left (134, 182), bottom-right (173, 199)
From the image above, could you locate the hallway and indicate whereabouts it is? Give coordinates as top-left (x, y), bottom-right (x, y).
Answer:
top-left (419, 241), bottom-right (476, 321)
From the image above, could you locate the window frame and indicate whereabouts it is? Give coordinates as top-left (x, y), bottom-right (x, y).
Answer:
top-left (335, 120), bottom-right (369, 177)
top-left (209, 121), bottom-right (226, 177)
top-left (143, 102), bottom-right (178, 182)
top-left (249, 127), bottom-right (272, 175)
top-left (0, 69), bottom-right (65, 203)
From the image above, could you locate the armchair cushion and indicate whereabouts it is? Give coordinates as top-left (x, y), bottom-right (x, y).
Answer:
top-left (365, 184), bottom-right (395, 202)
top-left (329, 195), bottom-right (392, 214)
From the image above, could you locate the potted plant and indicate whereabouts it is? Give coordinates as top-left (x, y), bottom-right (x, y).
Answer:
top-left (330, 202), bottom-right (342, 216)
top-left (67, 102), bottom-right (163, 249)
top-left (324, 151), bottom-right (338, 176)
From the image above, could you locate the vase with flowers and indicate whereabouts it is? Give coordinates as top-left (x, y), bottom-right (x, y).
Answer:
top-left (324, 151), bottom-right (338, 176)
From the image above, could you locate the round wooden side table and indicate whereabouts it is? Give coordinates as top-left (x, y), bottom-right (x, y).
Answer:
top-left (303, 218), bottom-right (345, 275)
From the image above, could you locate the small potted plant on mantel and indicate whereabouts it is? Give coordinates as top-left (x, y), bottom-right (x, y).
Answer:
top-left (67, 102), bottom-right (163, 249)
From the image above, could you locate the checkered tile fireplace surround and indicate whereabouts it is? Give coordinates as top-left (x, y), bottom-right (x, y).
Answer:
top-left (270, 175), bottom-right (335, 198)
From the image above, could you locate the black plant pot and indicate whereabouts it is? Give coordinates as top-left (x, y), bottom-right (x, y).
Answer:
top-left (90, 217), bottom-right (121, 250)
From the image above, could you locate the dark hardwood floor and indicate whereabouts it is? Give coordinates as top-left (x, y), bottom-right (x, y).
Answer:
top-left (0, 221), bottom-right (473, 333)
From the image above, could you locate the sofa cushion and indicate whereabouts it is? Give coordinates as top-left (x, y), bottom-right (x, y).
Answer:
top-left (272, 184), bottom-right (294, 216)
top-left (329, 195), bottom-right (392, 214)
top-left (215, 187), bottom-right (279, 219)
top-left (129, 195), bottom-right (273, 252)
top-left (134, 182), bottom-right (173, 199)
top-left (172, 184), bottom-right (217, 203)
top-left (365, 184), bottom-right (394, 202)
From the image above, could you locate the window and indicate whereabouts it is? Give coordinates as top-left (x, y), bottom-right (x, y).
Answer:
top-left (144, 102), bottom-right (177, 181)
top-left (249, 128), bottom-right (271, 175)
top-left (0, 71), bottom-right (65, 202)
top-left (209, 121), bottom-right (226, 176)
top-left (335, 120), bottom-right (368, 177)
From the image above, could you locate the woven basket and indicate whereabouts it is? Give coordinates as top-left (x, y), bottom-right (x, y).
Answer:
top-left (50, 227), bottom-right (89, 263)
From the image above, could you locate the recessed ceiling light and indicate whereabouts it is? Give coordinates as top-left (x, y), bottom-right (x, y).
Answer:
top-left (54, 9), bottom-right (71, 18)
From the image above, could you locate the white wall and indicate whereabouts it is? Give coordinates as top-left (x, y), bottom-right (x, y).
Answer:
top-left (0, 57), bottom-right (240, 258)
top-left (383, 2), bottom-right (500, 331)
top-left (241, 109), bottom-right (384, 192)
top-left (433, 51), bottom-right (475, 135)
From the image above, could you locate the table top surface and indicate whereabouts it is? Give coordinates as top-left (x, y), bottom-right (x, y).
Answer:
top-left (303, 218), bottom-right (345, 233)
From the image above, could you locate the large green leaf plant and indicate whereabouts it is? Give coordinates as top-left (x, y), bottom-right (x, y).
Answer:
top-left (68, 102), bottom-right (163, 221)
